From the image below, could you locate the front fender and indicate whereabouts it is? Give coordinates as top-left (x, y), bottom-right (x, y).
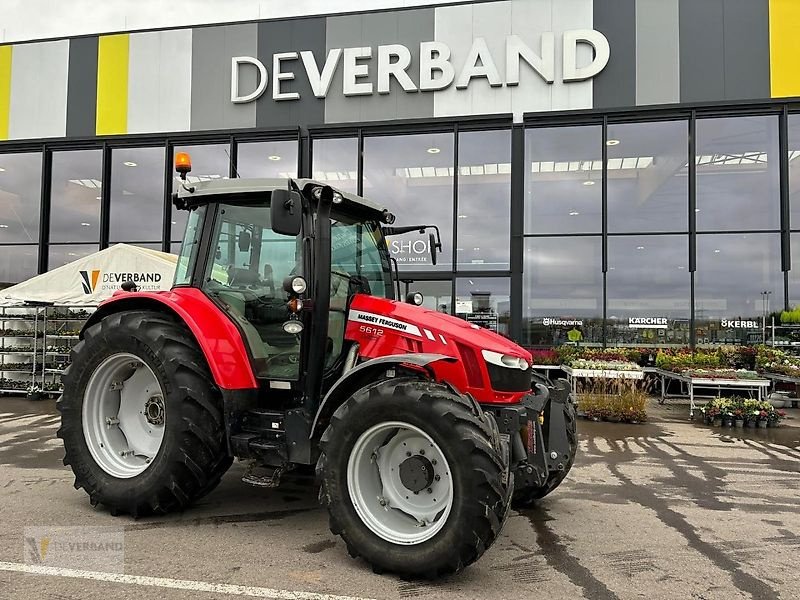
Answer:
top-left (310, 353), bottom-right (456, 438)
top-left (85, 288), bottom-right (258, 390)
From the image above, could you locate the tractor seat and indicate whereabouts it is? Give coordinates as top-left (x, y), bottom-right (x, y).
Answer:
top-left (228, 267), bottom-right (261, 287)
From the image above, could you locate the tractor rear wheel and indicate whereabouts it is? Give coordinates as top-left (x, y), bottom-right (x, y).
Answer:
top-left (512, 396), bottom-right (577, 508)
top-left (57, 310), bottom-right (232, 516)
top-left (319, 377), bottom-right (512, 578)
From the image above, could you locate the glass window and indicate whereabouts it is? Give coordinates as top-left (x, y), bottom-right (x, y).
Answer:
top-left (236, 140), bottom-right (298, 179)
top-left (606, 235), bottom-right (690, 347)
top-left (525, 126), bottom-right (602, 235)
top-left (522, 236), bottom-right (603, 346)
top-left (790, 233), bottom-right (800, 308)
top-left (312, 137), bottom-right (358, 194)
top-left (403, 280), bottom-right (453, 314)
top-left (49, 244), bottom-right (98, 269)
top-left (695, 233), bottom-right (781, 346)
top-left (0, 152), bottom-right (42, 244)
top-left (607, 121), bottom-right (688, 233)
top-left (0, 245), bottom-right (38, 287)
top-left (110, 147), bottom-right (165, 243)
top-left (789, 114), bottom-right (800, 229)
top-left (457, 130), bottom-right (510, 270)
top-left (363, 133), bottom-right (454, 271)
top-left (50, 149), bottom-right (103, 243)
top-left (331, 219), bottom-right (393, 300)
top-left (455, 277), bottom-right (510, 336)
top-left (171, 144), bottom-right (229, 241)
top-left (173, 206), bottom-right (206, 286)
top-left (696, 116), bottom-right (780, 232)
top-left (202, 202), bottom-right (302, 380)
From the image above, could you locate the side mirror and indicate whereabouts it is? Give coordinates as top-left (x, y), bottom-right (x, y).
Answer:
top-left (429, 232), bottom-right (438, 266)
top-left (271, 189), bottom-right (302, 236)
top-left (238, 230), bottom-right (251, 252)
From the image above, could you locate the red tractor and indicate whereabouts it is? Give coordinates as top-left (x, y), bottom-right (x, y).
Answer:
top-left (58, 153), bottom-right (577, 578)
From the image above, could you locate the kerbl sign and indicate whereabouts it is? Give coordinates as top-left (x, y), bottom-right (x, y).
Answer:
top-left (230, 31), bottom-right (610, 103)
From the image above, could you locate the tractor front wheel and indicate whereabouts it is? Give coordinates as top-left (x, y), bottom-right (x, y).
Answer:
top-left (319, 377), bottom-right (511, 578)
top-left (58, 310), bottom-right (232, 516)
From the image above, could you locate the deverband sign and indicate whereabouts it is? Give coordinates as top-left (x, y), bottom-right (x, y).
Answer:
top-left (230, 31), bottom-right (610, 103)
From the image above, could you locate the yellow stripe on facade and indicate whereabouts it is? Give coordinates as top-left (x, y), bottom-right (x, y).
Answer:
top-left (769, 0), bottom-right (800, 98)
top-left (0, 45), bottom-right (12, 140)
top-left (96, 34), bottom-right (129, 135)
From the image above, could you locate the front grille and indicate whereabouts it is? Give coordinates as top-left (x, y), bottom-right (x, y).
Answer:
top-left (486, 363), bottom-right (532, 392)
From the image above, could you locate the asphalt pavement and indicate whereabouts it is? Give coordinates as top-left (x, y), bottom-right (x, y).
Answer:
top-left (0, 397), bottom-right (798, 600)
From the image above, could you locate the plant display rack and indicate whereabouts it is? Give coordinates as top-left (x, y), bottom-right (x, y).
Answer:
top-left (562, 365), bottom-right (644, 395)
top-left (0, 306), bottom-right (44, 395)
top-left (0, 304), bottom-right (93, 397)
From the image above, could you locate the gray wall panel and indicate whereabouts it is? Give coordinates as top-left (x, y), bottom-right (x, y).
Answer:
top-left (679, 0), bottom-right (724, 103)
top-left (722, 0), bottom-right (770, 101)
top-left (593, 0), bottom-right (636, 109)
top-left (66, 37), bottom-right (97, 137)
top-left (190, 24), bottom-right (257, 131)
top-left (255, 17), bottom-right (326, 129)
top-left (325, 8), bottom-right (434, 124)
top-left (635, 0), bottom-right (679, 105)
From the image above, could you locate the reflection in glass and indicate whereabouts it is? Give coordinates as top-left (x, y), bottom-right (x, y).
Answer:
top-left (171, 144), bottom-right (230, 241)
top-left (791, 233), bottom-right (800, 309)
top-left (110, 147), bottom-right (165, 243)
top-left (403, 280), bottom-right (452, 313)
top-left (606, 235), bottom-right (690, 347)
top-left (789, 115), bottom-right (800, 229)
top-left (49, 244), bottom-right (98, 269)
top-left (457, 130), bottom-right (510, 270)
top-left (525, 126), bottom-right (602, 234)
top-left (522, 236), bottom-right (603, 346)
top-left (237, 140), bottom-right (298, 179)
top-left (696, 116), bottom-right (780, 231)
top-left (695, 233), bottom-right (781, 345)
top-left (455, 277), bottom-right (510, 336)
top-left (363, 133), bottom-right (454, 271)
top-left (312, 138), bottom-right (358, 194)
top-left (0, 152), bottom-right (42, 244)
top-left (0, 245), bottom-right (38, 287)
top-left (607, 121), bottom-right (688, 233)
top-left (50, 149), bottom-right (103, 243)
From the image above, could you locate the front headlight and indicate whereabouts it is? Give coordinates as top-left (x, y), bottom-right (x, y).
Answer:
top-left (482, 349), bottom-right (529, 371)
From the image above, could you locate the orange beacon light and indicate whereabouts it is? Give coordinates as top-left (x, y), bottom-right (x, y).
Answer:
top-left (175, 152), bottom-right (192, 180)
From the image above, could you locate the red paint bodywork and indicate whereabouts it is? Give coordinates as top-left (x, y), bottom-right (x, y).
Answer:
top-left (98, 289), bottom-right (532, 404)
top-left (346, 294), bottom-right (532, 405)
top-left (97, 288), bottom-right (258, 390)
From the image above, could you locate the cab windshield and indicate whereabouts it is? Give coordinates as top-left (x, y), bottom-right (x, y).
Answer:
top-left (330, 217), bottom-right (394, 300)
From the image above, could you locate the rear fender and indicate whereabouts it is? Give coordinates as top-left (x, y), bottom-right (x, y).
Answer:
top-left (309, 353), bottom-right (456, 439)
top-left (84, 290), bottom-right (258, 390)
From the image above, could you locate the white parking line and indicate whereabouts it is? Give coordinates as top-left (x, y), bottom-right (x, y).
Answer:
top-left (0, 561), bottom-right (375, 600)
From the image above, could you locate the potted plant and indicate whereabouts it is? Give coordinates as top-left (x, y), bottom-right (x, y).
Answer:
top-left (757, 409), bottom-right (769, 429)
top-left (26, 384), bottom-right (42, 402)
top-left (733, 407), bottom-right (745, 428)
top-left (767, 408), bottom-right (786, 428)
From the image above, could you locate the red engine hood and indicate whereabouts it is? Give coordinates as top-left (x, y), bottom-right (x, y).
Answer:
top-left (347, 294), bottom-right (531, 361)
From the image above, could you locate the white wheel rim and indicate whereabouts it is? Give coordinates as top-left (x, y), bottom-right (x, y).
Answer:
top-left (347, 421), bottom-right (454, 545)
top-left (81, 353), bottom-right (166, 479)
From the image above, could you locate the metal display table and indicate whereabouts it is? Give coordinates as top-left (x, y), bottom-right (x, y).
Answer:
top-left (653, 368), bottom-right (770, 418)
top-left (760, 372), bottom-right (800, 408)
top-left (531, 364), bottom-right (565, 383)
top-left (561, 365), bottom-right (644, 395)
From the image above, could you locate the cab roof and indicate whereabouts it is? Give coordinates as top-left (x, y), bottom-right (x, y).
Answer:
top-left (176, 177), bottom-right (391, 222)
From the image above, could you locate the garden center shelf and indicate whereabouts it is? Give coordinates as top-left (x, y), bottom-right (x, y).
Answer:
top-left (759, 372), bottom-right (800, 408)
top-left (653, 368), bottom-right (771, 418)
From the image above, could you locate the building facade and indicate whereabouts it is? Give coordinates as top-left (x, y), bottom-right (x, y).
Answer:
top-left (1, 0), bottom-right (800, 348)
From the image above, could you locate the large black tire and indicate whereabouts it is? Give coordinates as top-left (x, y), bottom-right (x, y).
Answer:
top-left (57, 310), bottom-right (232, 517)
top-left (512, 396), bottom-right (577, 508)
top-left (319, 377), bottom-right (512, 578)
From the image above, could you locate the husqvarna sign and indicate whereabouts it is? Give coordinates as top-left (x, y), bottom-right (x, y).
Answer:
top-left (230, 31), bottom-right (610, 103)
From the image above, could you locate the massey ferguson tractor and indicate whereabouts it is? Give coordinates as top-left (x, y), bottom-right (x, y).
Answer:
top-left (57, 152), bottom-right (577, 578)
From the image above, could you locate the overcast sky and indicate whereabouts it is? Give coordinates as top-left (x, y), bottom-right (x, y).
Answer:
top-left (0, 0), bottom-right (471, 43)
